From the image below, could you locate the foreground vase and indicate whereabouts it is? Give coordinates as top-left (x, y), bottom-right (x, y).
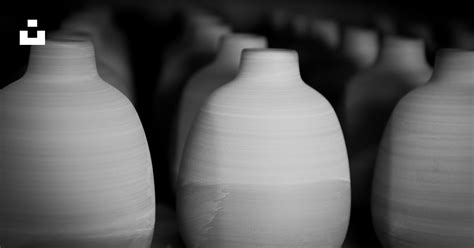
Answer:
top-left (0, 39), bottom-right (155, 247)
top-left (372, 49), bottom-right (474, 247)
top-left (177, 49), bottom-right (351, 247)
top-left (343, 36), bottom-right (432, 210)
top-left (173, 34), bottom-right (267, 187)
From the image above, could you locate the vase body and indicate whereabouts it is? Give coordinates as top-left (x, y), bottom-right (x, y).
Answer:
top-left (173, 34), bottom-right (267, 187)
top-left (372, 49), bottom-right (474, 248)
top-left (343, 36), bottom-right (432, 211)
top-left (62, 7), bottom-right (135, 104)
top-left (0, 39), bottom-right (155, 247)
top-left (177, 49), bottom-right (350, 247)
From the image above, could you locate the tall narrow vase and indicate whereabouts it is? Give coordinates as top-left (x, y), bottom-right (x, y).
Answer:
top-left (0, 39), bottom-right (155, 248)
top-left (173, 34), bottom-right (267, 187)
top-left (372, 49), bottom-right (474, 248)
top-left (177, 49), bottom-right (351, 247)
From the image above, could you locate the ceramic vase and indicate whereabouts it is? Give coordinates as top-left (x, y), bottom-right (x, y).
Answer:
top-left (372, 49), bottom-right (474, 247)
top-left (62, 7), bottom-right (135, 104)
top-left (341, 26), bottom-right (379, 70)
top-left (173, 34), bottom-right (268, 187)
top-left (0, 38), bottom-right (155, 247)
top-left (177, 49), bottom-right (351, 247)
top-left (343, 36), bottom-right (432, 211)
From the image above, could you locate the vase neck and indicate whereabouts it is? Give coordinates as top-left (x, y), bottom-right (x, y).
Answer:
top-left (235, 49), bottom-right (303, 85)
top-left (377, 36), bottom-right (427, 69)
top-left (214, 34), bottom-right (268, 70)
top-left (190, 24), bottom-right (231, 54)
top-left (23, 38), bottom-right (99, 81)
top-left (430, 49), bottom-right (474, 85)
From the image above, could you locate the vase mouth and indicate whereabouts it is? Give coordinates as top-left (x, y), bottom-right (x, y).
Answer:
top-left (48, 30), bottom-right (92, 42)
top-left (192, 23), bottom-right (231, 52)
top-left (31, 38), bottom-right (95, 57)
top-left (342, 26), bottom-right (378, 50)
top-left (214, 34), bottom-right (268, 68)
top-left (241, 48), bottom-right (298, 65)
top-left (437, 48), bottom-right (474, 55)
top-left (344, 26), bottom-right (377, 38)
top-left (242, 48), bottom-right (297, 56)
top-left (236, 48), bottom-right (302, 84)
top-left (430, 48), bottom-right (474, 84)
top-left (377, 35), bottom-right (427, 67)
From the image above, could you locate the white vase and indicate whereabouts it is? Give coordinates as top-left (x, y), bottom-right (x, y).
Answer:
top-left (0, 38), bottom-right (155, 248)
top-left (177, 49), bottom-right (350, 247)
top-left (372, 49), bottom-right (474, 248)
top-left (173, 34), bottom-right (267, 187)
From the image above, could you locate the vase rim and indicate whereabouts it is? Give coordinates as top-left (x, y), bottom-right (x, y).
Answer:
top-left (242, 48), bottom-right (296, 54)
top-left (437, 48), bottom-right (474, 54)
top-left (48, 30), bottom-right (92, 41)
top-left (382, 35), bottom-right (423, 44)
top-left (43, 37), bottom-right (93, 47)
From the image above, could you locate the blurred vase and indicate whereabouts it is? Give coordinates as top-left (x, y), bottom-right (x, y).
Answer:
top-left (62, 7), bottom-right (135, 104)
top-left (173, 34), bottom-right (268, 187)
top-left (177, 49), bottom-right (350, 247)
top-left (372, 49), bottom-right (474, 247)
top-left (343, 36), bottom-right (432, 211)
top-left (341, 26), bottom-right (379, 70)
top-left (309, 18), bottom-right (340, 50)
top-left (157, 20), bottom-right (231, 99)
top-left (0, 39), bottom-right (155, 248)
top-left (373, 13), bottom-right (397, 36)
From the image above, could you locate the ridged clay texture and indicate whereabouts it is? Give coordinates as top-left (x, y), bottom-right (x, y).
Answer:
top-left (177, 49), bottom-right (351, 248)
top-left (372, 49), bottom-right (474, 248)
top-left (0, 39), bottom-right (155, 248)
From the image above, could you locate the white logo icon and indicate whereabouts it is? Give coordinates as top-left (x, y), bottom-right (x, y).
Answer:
top-left (20, 19), bottom-right (45, 45)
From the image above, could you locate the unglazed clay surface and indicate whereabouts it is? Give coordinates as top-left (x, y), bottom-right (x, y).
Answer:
top-left (372, 49), bottom-right (474, 248)
top-left (177, 49), bottom-right (350, 247)
top-left (0, 39), bottom-right (155, 247)
top-left (173, 34), bottom-right (267, 186)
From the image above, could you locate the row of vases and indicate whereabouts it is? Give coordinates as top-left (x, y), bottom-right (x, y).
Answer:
top-left (1, 9), bottom-right (473, 248)
top-left (165, 12), bottom-right (472, 248)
